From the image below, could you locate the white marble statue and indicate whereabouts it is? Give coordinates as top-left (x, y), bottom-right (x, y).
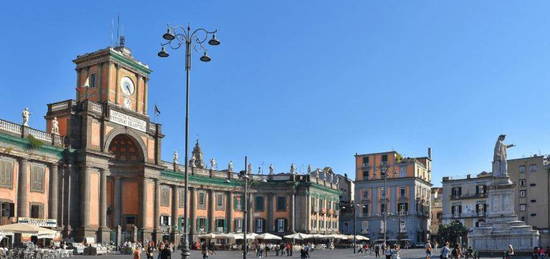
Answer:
top-left (51, 117), bottom-right (59, 135)
top-left (492, 134), bottom-right (515, 177)
top-left (228, 161), bottom-right (234, 172)
top-left (290, 163), bottom-right (296, 174)
top-left (210, 158), bottom-right (217, 170)
top-left (268, 164), bottom-right (274, 175)
top-left (173, 151), bottom-right (179, 163)
top-left (247, 163), bottom-right (253, 174)
top-left (22, 107), bottom-right (30, 126)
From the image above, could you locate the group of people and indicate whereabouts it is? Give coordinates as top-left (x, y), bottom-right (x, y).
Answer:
top-left (131, 240), bottom-right (175, 259)
top-left (532, 246), bottom-right (550, 259)
top-left (436, 241), bottom-right (481, 259)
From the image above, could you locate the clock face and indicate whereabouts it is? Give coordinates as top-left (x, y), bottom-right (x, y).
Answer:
top-left (120, 77), bottom-right (135, 96)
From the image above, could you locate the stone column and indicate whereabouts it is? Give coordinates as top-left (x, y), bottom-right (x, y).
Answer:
top-left (267, 193), bottom-right (274, 232)
top-left (171, 185), bottom-right (178, 230)
top-left (227, 192), bottom-right (234, 233)
top-left (113, 176), bottom-right (122, 227)
top-left (190, 188), bottom-right (196, 235)
top-left (154, 180), bottom-right (160, 231)
top-left (208, 190), bottom-right (215, 232)
top-left (49, 163), bottom-right (59, 222)
top-left (17, 158), bottom-right (28, 217)
top-left (64, 164), bottom-right (73, 234)
top-left (99, 169), bottom-right (108, 229)
top-left (81, 166), bottom-right (91, 229)
top-left (290, 193), bottom-right (296, 233)
top-left (171, 185), bottom-right (179, 244)
top-left (98, 169), bottom-right (109, 242)
top-left (141, 179), bottom-right (148, 229)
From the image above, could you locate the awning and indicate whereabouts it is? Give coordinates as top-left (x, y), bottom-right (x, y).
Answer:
top-left (283, 233), bottom-right (311, 240)
top-left (233, 233), bottom-right (258, 240)
top-left (256, 233), bottom-right (282, 240)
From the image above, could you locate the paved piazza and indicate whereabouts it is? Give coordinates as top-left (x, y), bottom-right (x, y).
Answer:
top-left (70, 248), bottom-right (531, 259)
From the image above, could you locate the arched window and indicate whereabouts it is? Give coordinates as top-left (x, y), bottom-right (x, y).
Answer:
top-left (108, 134), bottom-right (143, 161)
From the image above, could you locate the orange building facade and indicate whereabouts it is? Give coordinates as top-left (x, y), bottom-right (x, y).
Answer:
top-left (0, 44), bottom-right (340, 245)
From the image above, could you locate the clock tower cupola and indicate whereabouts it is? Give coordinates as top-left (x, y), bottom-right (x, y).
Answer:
top-left (73, 42), bottom-right (152, 115)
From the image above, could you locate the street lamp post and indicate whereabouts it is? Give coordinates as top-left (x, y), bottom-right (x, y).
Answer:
top-left (241, 156), bottom-right (249, 259)
top-left (158, 24), bottom-right (220, 259)
top-left (342, 202), bottom-right (364, 254)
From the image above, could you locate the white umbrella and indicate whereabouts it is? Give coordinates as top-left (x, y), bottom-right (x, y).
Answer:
top-left (283, 233), bottom-right (311, 240)
top-left (355, 235), bottom-right (369, 241)
top-left (0, 223), bottom-right (57, 238)
top-left (234, 233), bottom-right (258, 240)
top-left (256, 233), bottom-right (282, 240)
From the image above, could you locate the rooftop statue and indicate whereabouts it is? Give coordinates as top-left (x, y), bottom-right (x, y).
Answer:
top-left (492, 134), bottom-right (515, 177)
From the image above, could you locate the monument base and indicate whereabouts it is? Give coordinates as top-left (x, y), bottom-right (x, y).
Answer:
top-left (468, 177), bottom-right (539, 252)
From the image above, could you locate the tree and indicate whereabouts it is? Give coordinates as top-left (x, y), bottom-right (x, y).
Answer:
top-left (437, 221), bottom-right (468, 246)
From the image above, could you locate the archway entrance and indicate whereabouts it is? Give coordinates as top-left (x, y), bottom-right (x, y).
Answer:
top-left (107, 134), bottom-right (145, 243)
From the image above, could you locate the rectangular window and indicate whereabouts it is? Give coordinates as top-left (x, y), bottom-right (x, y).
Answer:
top-left (255, 196), bottom-right (265, 211)
top-left (89, 73), bottom-right (96, 88)
top-left (381, 154), bottom-right (388, 163)
top-left (276, 218), bottom-right (287, 232)
top-left (30, 204), bottom-right (42, 218)
top-left (531, 213), bottom-right (537, 217)
top-left (197, 218), bottom-right (207, 232)
top-left (0, 202), bottom-right (15, 217)
top-left (531, 200), bottom-right (537, 203)
top-left (0, 160), bottom-right (13, 188)
top-left (380, 203), bottom-right (385, 214)
top-left (520, 190), bottom-right (527, 198)
top-left (529, 164), bottom-right (538, 172)
top-left (160, 187), bottom-right (170, 207)
top-left (125, 216), bottom-right (137, 225)
top-left (362, 156), bottom-right (369, 166)
top-left (160, 215), bottom-right (171, 226)
top-left (255, 218), bottom-right (265, 233)
top-left (215, 219), bottom-right (225, 232)
top-left (30, 165), bottom-right (44, 192)
top-left (400, 188), bottom-right (406, 198)
top-left (234, 195), bottom-right (242, 211)
top-left (216, 194), bottom-right (224, 210)
top-left (276, 196), bottom-right (287, 211)
top-left (519, 165), bottom-right (526, 173)
top-left (362, 205), bottom-right (369, 216)
top-left (399, 167), bottom-right (406, 177)
top-left (520, 204), bottom-right (527, 211)
top-left (198, 192), bottom-right (206, 209)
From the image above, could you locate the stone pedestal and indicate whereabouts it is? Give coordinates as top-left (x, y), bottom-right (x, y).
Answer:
top-left (468, 176), bottom-right (539, 252)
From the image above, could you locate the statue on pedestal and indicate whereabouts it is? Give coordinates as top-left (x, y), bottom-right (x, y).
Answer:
top-left (268, 164), bottom-right (274, 175)
top-left (22, 107), bottom-right (30, 126)
top-left (290, 163), bottom-right (296, 174)
top-left (51, 117), bottom-right (59, 135)
top-left (228, 161), bottom-right (234, 172)
top-left (247, 163), bottom-right (253, 174)
top-left (173, 151), bottom-right (179, 163)
top-left (492, 134), bottom-right (515, 177)
top-left (210, 158), bottom-right (217, 170)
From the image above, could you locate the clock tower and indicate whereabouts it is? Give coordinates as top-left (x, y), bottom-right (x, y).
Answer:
top-left (73, 44), bottom-right (152, 115)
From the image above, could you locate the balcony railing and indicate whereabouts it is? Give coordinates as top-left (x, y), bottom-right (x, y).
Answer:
top-left (450, 193), bottom-right (487, 200)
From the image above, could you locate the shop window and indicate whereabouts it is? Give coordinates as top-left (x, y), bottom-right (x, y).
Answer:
top-left (196, 218), bottom-right (207, 232)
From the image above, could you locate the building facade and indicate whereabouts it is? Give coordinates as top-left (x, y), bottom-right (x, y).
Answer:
top-left (441, 172), bottom-right (491, 229)
top-left (337, 174), bottom-right (354, 234)
top-left (429, 187), bottom-right (442, 240)
top-left (354, 150), bottom-right (432, 243)
top-left (0, 44), bottom-right (340, 245)
top-left (508, 155), bottom-right (550, 230)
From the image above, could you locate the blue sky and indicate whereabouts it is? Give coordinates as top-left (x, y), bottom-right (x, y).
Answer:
top-left (1, 1), bottom-right (550, 185)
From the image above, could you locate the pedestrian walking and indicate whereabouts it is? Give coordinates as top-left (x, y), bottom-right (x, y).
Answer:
top-left (426, 242), bottom-right (433, 259)
top-left (146, 242), bottom-right (155, 259)
top-left (375, 245), bottom-right (381, 258)
top-left (201, 242), bottom-right (210, 259)
top-left (441, 242), bottom-right (451, 259)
